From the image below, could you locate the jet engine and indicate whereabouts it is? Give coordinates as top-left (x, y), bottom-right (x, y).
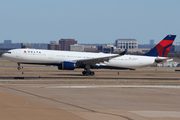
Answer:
top-left (58, 61), bottom-right (75, 70)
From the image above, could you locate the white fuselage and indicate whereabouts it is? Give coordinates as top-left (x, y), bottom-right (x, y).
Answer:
top-left (2, 49), bottom-right (157, 69)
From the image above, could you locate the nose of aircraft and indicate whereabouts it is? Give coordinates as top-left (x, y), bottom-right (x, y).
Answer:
top-left (2, 53), bottom-right (5, 58)
top-left (2, 53), bottom-right (7, 58)
top-left (1, 53), bottom-right (4, 57)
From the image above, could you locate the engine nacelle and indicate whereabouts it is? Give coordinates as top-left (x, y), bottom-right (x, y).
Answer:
top-left (58, 62), bottom-right (75, 70)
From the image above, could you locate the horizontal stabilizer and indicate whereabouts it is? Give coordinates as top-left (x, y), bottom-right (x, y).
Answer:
top-left (155, 57), bottom-right (171, 63)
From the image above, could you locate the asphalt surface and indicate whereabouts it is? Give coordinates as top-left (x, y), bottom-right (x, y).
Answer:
top-left (0, 59), bottom-right (180, 120)
top-left (0, 84), bottom-right (180, 120)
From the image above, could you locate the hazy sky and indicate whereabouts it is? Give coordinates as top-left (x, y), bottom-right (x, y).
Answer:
top-left (0, 0), bottom-right (180, 44)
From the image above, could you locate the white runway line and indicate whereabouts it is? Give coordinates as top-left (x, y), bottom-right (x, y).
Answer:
top-left (130, 111), bottom-right (180, 118)
top-left (46, 85), bottom-right (180, 89)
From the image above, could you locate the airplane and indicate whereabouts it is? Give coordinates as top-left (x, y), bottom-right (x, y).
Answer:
top-left (2, 35), bottom-right (176, 76)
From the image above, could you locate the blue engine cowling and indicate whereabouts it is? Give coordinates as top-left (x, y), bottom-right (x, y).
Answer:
top-left (58, 62), bottom-right (75, 70)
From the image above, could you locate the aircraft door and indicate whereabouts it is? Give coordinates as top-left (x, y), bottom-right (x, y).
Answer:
top-left (16, 51), bottom-right (20, 58)
top-left (139, 58), bottom-right (143, 64)
top-left (48, 53), bottom-right (54, 59)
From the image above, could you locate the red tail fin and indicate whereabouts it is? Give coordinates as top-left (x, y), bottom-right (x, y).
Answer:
top-left (144, 35), bottom-right (176, 57)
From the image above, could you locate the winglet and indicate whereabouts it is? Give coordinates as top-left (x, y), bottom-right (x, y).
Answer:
top-left (119, 49), bottom-right (127, 55)
top-left (143, 35), bottom-right (176, 57)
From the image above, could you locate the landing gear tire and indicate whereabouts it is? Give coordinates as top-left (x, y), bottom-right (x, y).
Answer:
top-left (17, 63), bottom-right (21, 70)
top-left (90, 71), bottom-right (94, 75)
top-left (82, 71), bottom-right (95, 76)
top-left (82, 64), bottom-right (95, 76)
top-left (82, 71), bottom-right (86, 75)
top-left (17, 67), bottom-right (21, 70)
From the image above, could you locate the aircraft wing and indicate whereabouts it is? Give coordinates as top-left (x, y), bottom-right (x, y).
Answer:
top-left (75, 50), bottom-right (126, 66)
top-left (76, 54), bottom-right (121, 66)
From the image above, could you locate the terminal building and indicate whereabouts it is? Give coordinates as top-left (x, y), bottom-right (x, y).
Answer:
top-left (115, 39), bottom-right (138, 49)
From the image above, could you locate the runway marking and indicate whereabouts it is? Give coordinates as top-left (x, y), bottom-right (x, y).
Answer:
top-left (46, 85), bottom-right (180, 89)
top-left (130, 111), bottom-right (180, 118)
top-left (138, 88), bottom-right (180, 97)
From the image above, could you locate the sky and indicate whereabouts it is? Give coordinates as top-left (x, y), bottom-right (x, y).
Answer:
top-left (0, 0), bottom-right (180, 44)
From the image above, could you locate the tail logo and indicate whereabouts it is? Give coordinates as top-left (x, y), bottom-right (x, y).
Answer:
top-left (143, 35), bottom-right (176, 57)
top-left (156, 39), bottom-right (174, 57)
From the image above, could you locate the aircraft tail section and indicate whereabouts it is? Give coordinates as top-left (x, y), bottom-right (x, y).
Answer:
top-left (144, 35), bottom-right (176, 57)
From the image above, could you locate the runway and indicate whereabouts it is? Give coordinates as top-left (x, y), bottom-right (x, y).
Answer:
top-left (0, 84), bottom-right (180, 120)
top-left (0, 76), bottom-right (179, 80)
top-left (0, 59), bottom-right (180, 119)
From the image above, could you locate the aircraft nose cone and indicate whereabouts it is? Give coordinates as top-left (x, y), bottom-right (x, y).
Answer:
top-left (2, 53), bottom-right (6, 58)
top-left (1, 53), bottom-right (4, 58)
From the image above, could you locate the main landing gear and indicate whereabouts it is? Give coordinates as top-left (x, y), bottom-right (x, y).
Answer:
top-left (17, 63), bottom-right (22, 70)
top-left (82, 71), bottom-right (95, 76)
top-left (82, 64), bottom-right (95, 76)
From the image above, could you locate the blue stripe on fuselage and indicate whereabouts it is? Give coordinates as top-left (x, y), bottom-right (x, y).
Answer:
top-left (92, 65), bottom-right (130, 70)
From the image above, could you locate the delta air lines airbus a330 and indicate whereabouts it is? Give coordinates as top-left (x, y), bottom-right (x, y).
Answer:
top-left (2, 35), bottom-right (176, 75)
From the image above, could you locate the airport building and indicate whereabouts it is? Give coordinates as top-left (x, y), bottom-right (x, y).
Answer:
top-left (115, 39), bottom-right (138, 49)
top-left (21, 43), bottom-right (34, 48)
top-left (50, 41), bottom-right (57, 44)
top-left (169, 45), bottom-right (175, 53)
top-left (84, 46), bottom-right (97, 52)
top-left (150, 39), bottom-right (154, 45)
top-left (4, 40), bottom-right (12, 44)
top-left (47, 43), bottom-right (61, 50)
top-left (98, 44), bottom-right (115, 53)
top-left (59, 39), bottom-right (77, 51)
top-left (69, 44), bottom-right (84, 52)
top-left (157, 61), bottom-right (179, 67)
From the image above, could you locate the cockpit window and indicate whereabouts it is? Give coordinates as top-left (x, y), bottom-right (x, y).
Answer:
top-left (5, 52), bottom-right (11, 54)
